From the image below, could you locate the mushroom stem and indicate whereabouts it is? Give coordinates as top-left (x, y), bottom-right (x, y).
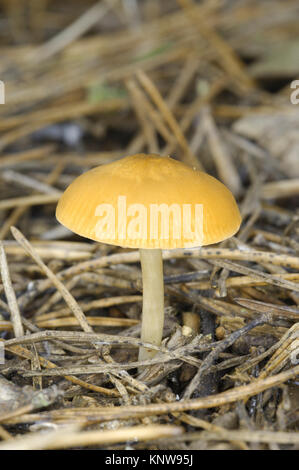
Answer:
top-left (139, 248), bottom-right (164, 361)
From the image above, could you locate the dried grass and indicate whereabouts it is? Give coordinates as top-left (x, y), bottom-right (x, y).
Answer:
top-left (0, 0), bottom-right (298, 451)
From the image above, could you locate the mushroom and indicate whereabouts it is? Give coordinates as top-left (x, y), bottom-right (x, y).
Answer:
top-left (56, 154), bottom-right (241, 361)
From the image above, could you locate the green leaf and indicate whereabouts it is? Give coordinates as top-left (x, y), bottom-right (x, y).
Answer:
top-left (87, 83), bottom-right (127, 103)
top-left (133, 41), bottom-right (174, 63)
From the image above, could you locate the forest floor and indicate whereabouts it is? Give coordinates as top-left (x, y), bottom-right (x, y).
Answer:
top-left (0, 0), bottom-right (298, 450)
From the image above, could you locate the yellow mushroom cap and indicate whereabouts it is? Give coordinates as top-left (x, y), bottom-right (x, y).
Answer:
top-left (56, 154), bottom-right (241, 249)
